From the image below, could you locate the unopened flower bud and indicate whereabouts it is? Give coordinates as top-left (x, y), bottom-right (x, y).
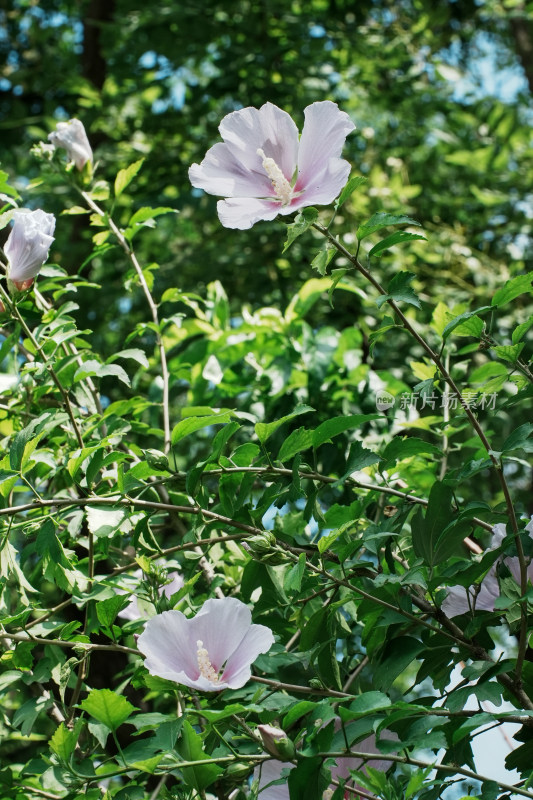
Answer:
top-left (4, 209), bottom-right (55, 291)
top-left (244, 533), bottom-right (288, 565)
top-left (144, 449), bottom-right (169, 471)
top-left (257, 724), bottom-right (296, 761)
top-left (48, 119), bottom-right (93, 171)
top-left (223, 762), bottom-right (252, 784)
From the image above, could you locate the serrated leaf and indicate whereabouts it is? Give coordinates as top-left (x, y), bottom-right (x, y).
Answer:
top-left (335, 175), bottom-right (367, 208)
top-left (50, 720), bottom-right (82, 762)
top-left (283, 207), bottom-right (318, 251)
top-left (492, 272), bottom-right (533, 307)
top-left (114, 159), bottom-right (144, 197)
top-left (369, 230), bottom-right (426, 258)
top-left (311, 246), bottom-right (336, 276)
top-left (255, 405), bottom-right (314, 445)
top-left (442, 307), bottom-right (491, 341)
top-left (357, 212), bottom-right (421, 241)
top-left (493, 343), bottom-right (525, 363)
top-left (80, 689), bottom-right (137, 731)
top-left (375, 271), bottom-right (421, 309)
top-left (285, 552), bottom-right (307, 592)
top-left (336, 440), bottom-right (381, 483)
top-left (278, 427), bottom-right (314, 462)
top-left (171, 412), bottom-right (232, 445)
top-left (96, 595), bottom-right (129, 628)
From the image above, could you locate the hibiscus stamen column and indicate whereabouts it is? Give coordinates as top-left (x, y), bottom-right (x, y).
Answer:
top-left (196, 640), bottom-right (220, 684)
top-left (256, 149), bottom-right (293, 206)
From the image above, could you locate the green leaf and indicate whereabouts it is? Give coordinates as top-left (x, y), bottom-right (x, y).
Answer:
top-left (441, 307), bottom-right (491, 341)
top-left (493, 343), bottom-right (525, 363)
top-left (80, 689), bottom-right (137, 731)
top-left (411, 482), bottom-right (469, 566)
top-left (285, 552), bottom-right (307, 592)
top-left (335, 175), bottom-right (367, 208)
top-left (312, 414), bottom-right (380, 448)
top-left (512, 318), bottom-right (533, 345)
top-left (108, 348), bottom-right (149, 368)
top-left (278, 427), bottom-right (314, 462)
top-left (114, 159), bottom-right (144, 197)
top-left (369, 231), bottom-right (426, 258)
top-left (373, 636), bottom-right (425, 690)
top-left (311, 246), bottom-right (336, 276)
top-left (336, 440), bottom-right (381, 483)
top-left (283, 207), bottom-right (318, 251)
top-left (171, 411), bottom-right (233, 445)
top-left (502, 423), bottom-right (533, 454)
top-left (176, 720), bottom-right (223, 791)
top-left (96, 595), bottom-right (129, 628)
top-left (50, 720), bottom-right (83, 762)
top-left (341, 691), bottom-right (392, 718)
top-left (255, 405), bottom-right (314, 445)
top-left (375, 271), bottom-right (421, 309)
top-left (9, 419), bottom-right (41, 470)
top-left (86, 506), bottom-right (125, 537)
top-left (356, 212), bottom-right (421, 241)
top-left (382, 437), bottom-right (442, 465)
top-left (492, 272), bottom-right (532, 307)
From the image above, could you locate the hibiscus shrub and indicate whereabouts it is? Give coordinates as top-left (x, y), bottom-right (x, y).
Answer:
top-left (0, 106), bottom-right (532, 800)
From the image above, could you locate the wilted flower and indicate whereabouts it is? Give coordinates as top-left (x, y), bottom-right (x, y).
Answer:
top-left (189, 101), bottom-right (355, 229)
top-left (48, 118), bottom-right (93, 171)
top-left (137, 596), bottom-right (274, 691)
top-left (442, 517), bottom-right (533, 617)
top-left (4, 209), bottom-right (55, 290)
top-left (118, 569), bottom-right (184, 622)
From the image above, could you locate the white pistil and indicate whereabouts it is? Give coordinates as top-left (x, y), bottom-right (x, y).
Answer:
top-left (196, 640), bottom-right (219, 683)
top-left (257, 148), bottom-right (293, 206)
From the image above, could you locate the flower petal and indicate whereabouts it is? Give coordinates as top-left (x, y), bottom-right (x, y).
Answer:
top-left (189, 143), bottom-right (273, 199)
top-left (137, 609), bottom-right (199, 681)
top-left (296, 101), bottom-right (355, 198)
top-left (192, 597), bottom-right (258, 671)
top-left (217, 197), bottom-right (281, 229)
top-left (219, 103), bottom-right (299, 181)
top-left (222, 622), bottom-right (274, 688)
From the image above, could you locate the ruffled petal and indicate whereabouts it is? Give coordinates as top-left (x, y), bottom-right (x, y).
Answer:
top-left (291, 157), bottom-right (352, 208)
top-left (219, 103), bottom-right (299, 180)
top-left (193, 597), bottom-right (254, 671)
top-left (5, 209), bottom-right (55, 284)
top-left (222, 622), bottom-right (275, 687)
top-left (217, 197), bottom-right (281, 229)
top-left (296, 101), bottom-right (355, 193)
top-left (189, 142), bottom-right (273, 198)
top-left (137, 609), bottom-right (198, 680)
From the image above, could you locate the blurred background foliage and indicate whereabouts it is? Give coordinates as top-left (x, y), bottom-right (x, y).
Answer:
top-left (1, 0), bottom-right (532, 508)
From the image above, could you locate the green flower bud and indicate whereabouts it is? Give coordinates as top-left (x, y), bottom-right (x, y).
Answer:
top-left (144, 449), bottom-right (169, 471)
top-left (258, 724), bottom-right (296, 761)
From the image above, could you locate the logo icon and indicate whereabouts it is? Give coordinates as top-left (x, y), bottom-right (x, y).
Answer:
top-left (375, 390), bottom-right (395, 412)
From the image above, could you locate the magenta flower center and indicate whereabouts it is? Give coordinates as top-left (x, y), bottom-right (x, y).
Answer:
top-left (196, 639), bottom-right (220, 683)
top-left (256, 148), bottom-right (293, 206)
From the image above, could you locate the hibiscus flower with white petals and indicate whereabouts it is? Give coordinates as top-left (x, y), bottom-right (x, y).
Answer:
top-left (4, 209), bottom-right (56, 291)
top-left (48, 119), bottom-right (93, 171)
top-left (137, 596), bottom-right (274, 691)
top-left (189, 101), bottom-right (355, 230)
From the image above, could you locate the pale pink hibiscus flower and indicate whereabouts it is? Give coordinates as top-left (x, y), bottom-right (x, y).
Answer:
top-left (4, 209), bottom-right (56, 290)
top-left (137, 596), bottom-right (274, 691)
top-left (48, 118), bottom-right (93, 171)
top-left (189, 101), bottom-right (355, 229)
top-left (442, 517), bottom-right (533, 617)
